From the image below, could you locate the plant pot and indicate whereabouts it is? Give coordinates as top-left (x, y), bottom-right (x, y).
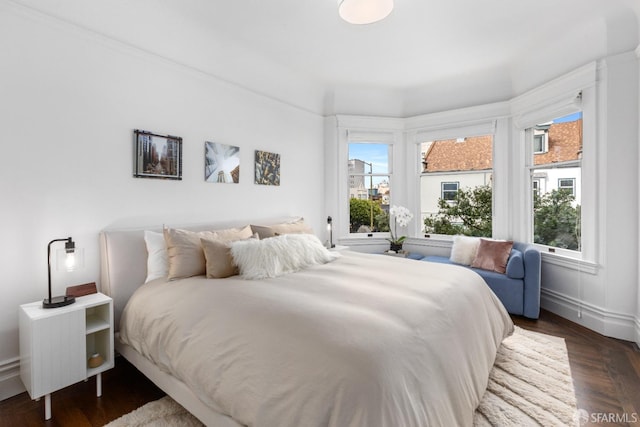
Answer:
top-left (389, 243), bottom-right (403, 252)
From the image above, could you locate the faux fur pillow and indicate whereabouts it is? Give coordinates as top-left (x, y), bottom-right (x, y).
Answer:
top-left (449, 235), bottom-right (481, 266)
top-left (471, 239), bottom-right (514, 273)
top-left (230, 233), bottom-right (339, 280)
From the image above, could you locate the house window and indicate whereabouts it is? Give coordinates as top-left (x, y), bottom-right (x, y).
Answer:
top-left (420, 134), bottom-right (493, 237)
top-left (528, 112), bottom-right (582, 251)
top-left (441, 182), bottom-right (459, 201)
top-left (533, 130), bottom-right (549, 153)
top-left (532, 179), bottom-right (540, 198)
top-left (348, 143), bottom-right (391, 234)
top-left (558, 178), bottom-right (576, 196)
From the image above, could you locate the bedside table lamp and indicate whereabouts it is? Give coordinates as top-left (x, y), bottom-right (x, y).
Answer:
top-left (43, 237), bottom-right (76, 309)
top-left (327, 216), bottom-right (335, 248)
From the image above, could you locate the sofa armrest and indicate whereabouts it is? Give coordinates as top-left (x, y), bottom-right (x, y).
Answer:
top-left (519, 244), bottom-right (541, 319)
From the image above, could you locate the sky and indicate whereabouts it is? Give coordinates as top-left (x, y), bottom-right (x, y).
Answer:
top-left (348, 143), bottom-right (389, 174)
top-left (553, 111), bottom-right (582, 123)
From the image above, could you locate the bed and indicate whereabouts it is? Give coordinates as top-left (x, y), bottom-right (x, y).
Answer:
top-left (99, 218), bottom-right (513, 427)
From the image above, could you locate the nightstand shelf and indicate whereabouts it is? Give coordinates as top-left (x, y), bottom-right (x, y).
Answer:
top-left (19, 292), bottom-right (114, 420)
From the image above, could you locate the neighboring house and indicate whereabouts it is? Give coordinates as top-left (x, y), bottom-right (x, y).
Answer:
top-left (420, 120), bottom-right (582, 225)
top-left (420, 135), bottom-right (494, 224)
top-left (532, 119), bottom-right (582, 205)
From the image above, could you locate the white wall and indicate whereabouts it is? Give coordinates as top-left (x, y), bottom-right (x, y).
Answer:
top-left (0, 4), bottom-right (325, 398)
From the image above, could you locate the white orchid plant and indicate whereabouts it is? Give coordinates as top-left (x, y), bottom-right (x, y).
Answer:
top-left (388, 205), bottom-right (414, 247)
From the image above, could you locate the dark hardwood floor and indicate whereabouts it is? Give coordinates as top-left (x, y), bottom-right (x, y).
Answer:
top-left (1, 309), bottom-right (639, 426)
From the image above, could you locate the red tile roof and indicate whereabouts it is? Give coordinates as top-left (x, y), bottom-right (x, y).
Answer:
top-left (422, 119), bottom-right (582, 172)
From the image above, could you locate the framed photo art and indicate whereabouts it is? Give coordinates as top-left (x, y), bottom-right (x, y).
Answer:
top-left (254, 150), bottom-right (280, 186)
top-left (133, 129), bottom-right (182, 180)
top-left (205, 141), bottom-right (240, 183)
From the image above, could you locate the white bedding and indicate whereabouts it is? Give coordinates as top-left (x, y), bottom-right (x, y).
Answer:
top-left (119, 250), bottom-right (513, 427)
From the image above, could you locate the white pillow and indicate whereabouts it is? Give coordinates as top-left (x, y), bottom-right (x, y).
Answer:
top-left (449, 235), bottom-right (480, 266)
top-left (144, 230), bottom-right (168, 282)
top-left (230, 234), bottom-right (339, 280)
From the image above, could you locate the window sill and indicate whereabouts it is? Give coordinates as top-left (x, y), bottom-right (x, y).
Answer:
top-left (404, 236), bottom-right (453, 249)
top-left (338, 236), bottom-right (390, 247)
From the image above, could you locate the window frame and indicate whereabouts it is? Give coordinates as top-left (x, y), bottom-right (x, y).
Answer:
top-left (441, 181), bottom-right (459, 201)
top-left (525, 112), bottom-right (583, 256)
top-left (347, 142), bottom-right (392, 234)
top-left (511, 62), bottom-right (597, 269)
top-left (334, 119), bottom-right (404, 245)
top-left (533, 131), bottom-right (548, 154)
top-left (413, 121), bottom-right (498, 240)
top-left (558, 178), bottom-right (576, 196)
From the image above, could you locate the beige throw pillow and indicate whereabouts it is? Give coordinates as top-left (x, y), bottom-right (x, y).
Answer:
top-left (251, 218), bottom-right (313, 239)
top-left (470, 239), bottom-right (514, 274)
top-left (164, 225), bottom-right (253, 280)
top-left (201, 238), bottom-right (238, 279)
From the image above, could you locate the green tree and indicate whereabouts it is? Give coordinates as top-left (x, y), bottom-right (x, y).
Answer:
top-left (424, 185), bottom-right (493, 237)
top-left (533, 189), bottom-right (580, 250)
top-left (349, 198), bottom-right (386, 232)
top-left (424, 185), bottom-right (581, 250)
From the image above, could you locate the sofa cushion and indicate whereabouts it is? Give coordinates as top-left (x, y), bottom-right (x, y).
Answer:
top-left (505, 249), bottom-right (525, 279)
top-left (471, 239), bottom-right (513, 273)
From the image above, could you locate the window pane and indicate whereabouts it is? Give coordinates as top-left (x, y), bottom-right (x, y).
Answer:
top-left (348, 143), bottom-right (391, 234)
top-left (531, 112), bottom-right (582, 251)
top-left (533, 134), bottom-right (546, 153)
top-left (348, 143), bottom-right (389, 174)
top-left (441, 182), bottom-right (459, 201)
top-left (420, 135), bottom-right (493, 237)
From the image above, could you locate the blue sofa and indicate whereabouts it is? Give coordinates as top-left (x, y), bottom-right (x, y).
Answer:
top-left (421, 242), bottom-right (541, 319)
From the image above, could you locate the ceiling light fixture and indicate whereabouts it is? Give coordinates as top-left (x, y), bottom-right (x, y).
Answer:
top-left (339, 0), bottom-right (394, 25)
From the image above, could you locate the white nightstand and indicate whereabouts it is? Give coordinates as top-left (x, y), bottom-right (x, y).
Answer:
top-left (19, 292), bottom-right (114, 420)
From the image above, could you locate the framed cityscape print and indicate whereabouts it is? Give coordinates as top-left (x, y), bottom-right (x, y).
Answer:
top-left (205, 141), bottom-right (240, 183)
top-left (254, 150), bottom-right (280, 186)
top-left (133, 129), bottom-right (182, 180)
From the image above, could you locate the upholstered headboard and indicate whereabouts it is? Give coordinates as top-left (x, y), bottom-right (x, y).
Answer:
top-left (99, 217), bottom-right (300, 330)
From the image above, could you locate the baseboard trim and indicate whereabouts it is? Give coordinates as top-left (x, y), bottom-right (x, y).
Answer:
top-left (0, 356), bottom-right (25, 401)
top-left (541, 288), bottom-right (638, 342)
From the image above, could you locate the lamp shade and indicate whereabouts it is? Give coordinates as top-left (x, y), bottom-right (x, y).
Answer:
top-left (339, 0), bottom-right (394, 25)
top-left (43, 237), bottom-right (76, 309)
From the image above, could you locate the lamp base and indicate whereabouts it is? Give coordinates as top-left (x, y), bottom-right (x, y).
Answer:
top-left (43, 295), bottom-right (76, 309)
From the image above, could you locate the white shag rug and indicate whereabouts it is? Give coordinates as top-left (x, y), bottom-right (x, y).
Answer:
top-left (105, 327), bottom-right (578, 427)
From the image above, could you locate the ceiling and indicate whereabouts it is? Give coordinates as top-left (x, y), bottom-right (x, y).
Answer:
top-left (13, 0), bottom-right (640, 116)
